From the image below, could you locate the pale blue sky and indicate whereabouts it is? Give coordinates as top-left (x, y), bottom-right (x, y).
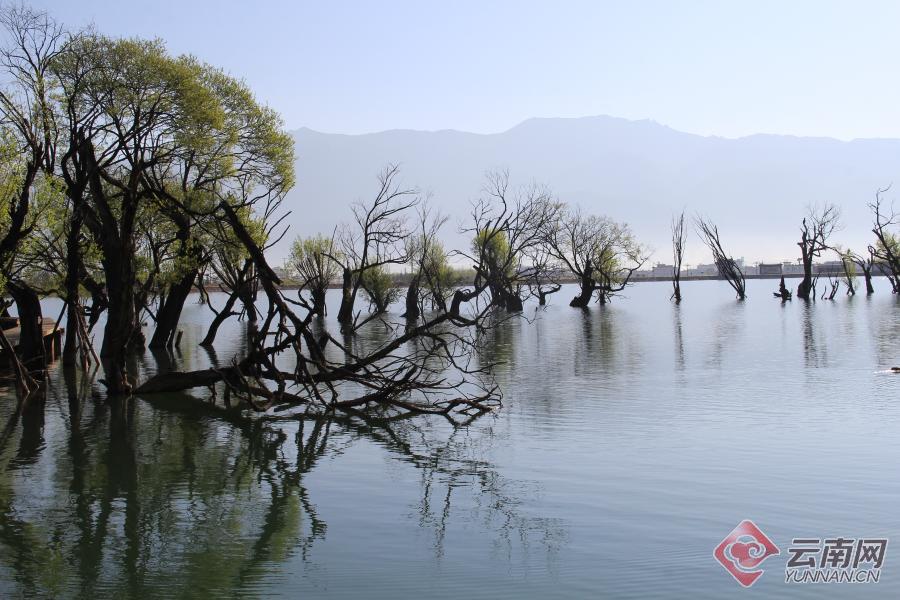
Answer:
top-left (29, 0), bottom-right (900, 139)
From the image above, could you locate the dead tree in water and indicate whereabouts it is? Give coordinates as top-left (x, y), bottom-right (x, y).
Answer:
top-left (796, 204), bottom-right (840, 300)
top-left (695, 217), bottom-right (746, 300)
top-left (671, 211), bottom-right (685, 303)
top-left (822, 278), bottom-right (840, 300)
top-left (774, 276), bottom-right (792, 301)
top-left (869, 188), bottom-right (900, 293)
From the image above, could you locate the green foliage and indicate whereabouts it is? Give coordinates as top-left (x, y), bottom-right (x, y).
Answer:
top-left (361, 265), bottom-right (400, 313)
top-left (290, 235), bottom-right (339, 290)
top-left (472, 228), bottom-right (514, 278)
top-left (421, 239), bottom-right (454, 302)
top-left (875, 232), bottom-right (900, 258)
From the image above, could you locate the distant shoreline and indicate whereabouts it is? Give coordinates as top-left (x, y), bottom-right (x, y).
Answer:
top-left (263, 271), bottom-right (885, 291)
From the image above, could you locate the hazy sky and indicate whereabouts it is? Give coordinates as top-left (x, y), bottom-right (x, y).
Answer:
top-left (29, 0), bottom-right (900, 139)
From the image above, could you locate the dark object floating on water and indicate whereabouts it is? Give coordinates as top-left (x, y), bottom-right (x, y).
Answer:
top-left (892, 367), bottom-right (900, 373)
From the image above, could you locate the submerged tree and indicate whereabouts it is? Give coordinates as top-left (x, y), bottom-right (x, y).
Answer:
top-left (796, 204), bottom-right (840, 300)
top-left (695, 217), bottom-right (746, 300)
top-left (198, 209), bottom-right (273, 347)
top-left (332, 165), bottom-right (418, 328)
top-left (869, 188), bottom-right (900, 293)
top-left (461, 172), bottom-right (559, 311)
top-left (290, 234), bottom-right (339, 317)
top-left (839, 250), bottom-right (856, 295)
top-left (0, 6), bottom-right (64, 383)
top-left (774, 275), bottom-right (792, 301)
top-left (543, 206), bottom-right (645, 307)
top-left (402, 204), bottom-right (450, 320)
top-left (671, 211), bottom-right (685, 303)
top-left (0, 7), bottom-right (507, 421)
top-left (360, 265), bottom-right (399, 315)
top-left (846, 247), bottom-right (876, 295)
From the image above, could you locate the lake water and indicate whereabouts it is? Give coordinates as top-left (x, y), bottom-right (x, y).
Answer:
top-left (0, 278), bottom-right (898, 598)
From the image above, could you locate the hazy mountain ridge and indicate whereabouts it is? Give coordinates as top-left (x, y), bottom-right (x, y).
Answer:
top-left (277, 115), bottom-right (900, 266)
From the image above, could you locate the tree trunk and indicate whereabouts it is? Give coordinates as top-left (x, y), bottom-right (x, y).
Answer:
top-left (775, 276), bottom-right (792, 301)
top-left (402, 277), bottom-right (420, 320)
top-left (149, 267), bottom-right (197, 348)
top-left (797, 251), bottom-right (814, 300)
top-left (312, 289), bottom-right (327, 316)
top-left (238, 281), bottom-right (258, 324)
top-left (337, 267), bottom-right (354, 324)
top-left (504, 291), bottom-right (523, 312)
top-left (100, 250), bottom-right (138, 394)
top-left (62, 206), bottom-right (83, 365)
top-left (6, 280), bottom-right (45, 375)
top-left (569, 269), bottom-right (593, 308)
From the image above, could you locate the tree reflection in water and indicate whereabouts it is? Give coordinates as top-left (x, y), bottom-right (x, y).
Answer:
top-left (0, 366), bottom-right (565, 597)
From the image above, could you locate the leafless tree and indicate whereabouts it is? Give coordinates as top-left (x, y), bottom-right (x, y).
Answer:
top-left (695, 217), bottom-right (746, 300)
top-left (822, 278), bottom-right (840, 301)
top-left (773, 276), bottom-right (792, 301)
top-left (671, 211), bottom-right (685, 303)
top-left (796, 204), bottom-right (840, 300)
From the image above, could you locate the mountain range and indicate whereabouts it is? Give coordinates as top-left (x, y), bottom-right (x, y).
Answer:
top-left (275, 115), bottom-right (900, 266)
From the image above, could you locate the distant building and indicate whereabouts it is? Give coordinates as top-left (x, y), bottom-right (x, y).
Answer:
top-left (691, 263), bottom-right (720, 277)
top-left (782, 262), bottom-right (804, 275)
top-left (759, 263), bottom-right (783, 276)
top-left (814, 260), bottom-right (845, 275)
top-left (651, 263), bottom-right (674, 278)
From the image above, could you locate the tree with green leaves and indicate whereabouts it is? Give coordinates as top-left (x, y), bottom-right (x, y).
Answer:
top-left (462, 171), bottom-right (559, 311)
top-left (332, 164), bottom-right (418, 328)
top-left (289, 234), bottom-right (339, 317)
top-left (47, 33), bottom-right (293, 391)
top-left (0, 6), bottom-right (65, 381)
top-left (869, 188), bottom-right (899, 293)
top-left (543, 205), bottom-right (645, 307)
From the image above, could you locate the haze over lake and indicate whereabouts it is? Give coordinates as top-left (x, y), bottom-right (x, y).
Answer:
top-left (284, 115), bottom-right (900, 265)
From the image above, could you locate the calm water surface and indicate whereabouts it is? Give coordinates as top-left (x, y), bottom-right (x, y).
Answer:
top-left (0, 278), bottom-right (898, 598)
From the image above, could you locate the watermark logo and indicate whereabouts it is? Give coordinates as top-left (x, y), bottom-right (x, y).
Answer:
top-left (785, 537), bottom-right (887, 584)
top-left (713, 520), bottom-right (780, 587)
